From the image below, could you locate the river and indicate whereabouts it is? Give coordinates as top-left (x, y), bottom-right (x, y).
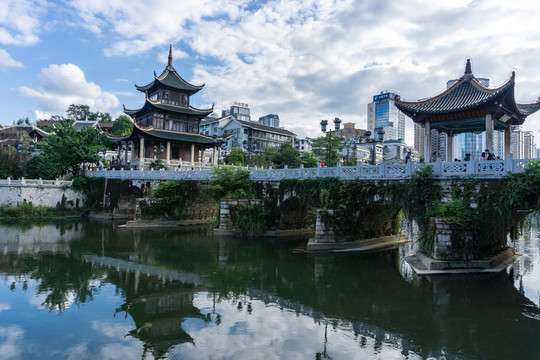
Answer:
top-left (0, 215), bottom-right (539, 360)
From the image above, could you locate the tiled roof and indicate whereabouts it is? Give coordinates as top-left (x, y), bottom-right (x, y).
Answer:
top-left (121, 124), bottom-right (215, 146)
top-left (395, 76), bottom-right (514, 115)
top-left (234, 118), bottom-right (297, 137)
top-left (135, 67), bottom-right (204, 95)
top-left (124, 98), bottom-right (213, 118)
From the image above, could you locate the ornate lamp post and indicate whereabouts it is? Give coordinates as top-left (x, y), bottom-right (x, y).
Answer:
top-left (368, 129), bottom-right (385, 165)
top-left (213, 135), bottom-right (225, 168)
top-left (16, 140), bottom-right (35, 178)
top-left (320, 117), bottom-right (341, 167)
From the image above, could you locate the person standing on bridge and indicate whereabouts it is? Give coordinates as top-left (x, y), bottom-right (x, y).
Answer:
top-left (405, 152), bottom-right (412, 164)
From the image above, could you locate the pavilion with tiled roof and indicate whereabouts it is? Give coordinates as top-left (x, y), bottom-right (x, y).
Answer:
top-left (117, 45), bottom-right (217, 169)
top-left (395, 59), bottom-right (540, 162)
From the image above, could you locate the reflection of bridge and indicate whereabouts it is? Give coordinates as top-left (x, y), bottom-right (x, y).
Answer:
top-left (85, 157), bottom-right (535, 181)
top-left (82, 254), bottom-right (206, 287)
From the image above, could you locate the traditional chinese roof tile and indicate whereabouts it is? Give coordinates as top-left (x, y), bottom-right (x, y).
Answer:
top-left (135, 46), bottom-right (204, 95)
top-left (394, 59), bottom-right (540, 129)
top-left (225, 118), bottom-right (297, 137)
top-left (123, 97), bottom-right (213, 118)
top-left (124, 123), bottom-right (216, 146)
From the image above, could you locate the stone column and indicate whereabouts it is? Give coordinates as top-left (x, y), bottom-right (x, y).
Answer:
top-left (446, 131), bottom-right (454, 162)
top-left (166, 141), bottom-right (171, 165)
top-left (504, 125), bottom-right (512, 159)
top-left (485, 113), bottom-right (494, 153)
top-left (424, 121), bottom-right (431, 163)
top-left (139, 138), bottom-right (145, 170)
top-left (191, 144), bottom-right (195, 165)
top-left (213, 146), bottom-right (217, 165)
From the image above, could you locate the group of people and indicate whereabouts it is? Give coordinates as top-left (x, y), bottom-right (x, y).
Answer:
top-left (433, 149), bottom-right (500, 163)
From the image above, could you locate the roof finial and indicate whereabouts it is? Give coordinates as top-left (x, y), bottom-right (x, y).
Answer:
top-left (465, 59), bottom-right (472, 74)
top-left (168, 44), bottom-right (173, 69)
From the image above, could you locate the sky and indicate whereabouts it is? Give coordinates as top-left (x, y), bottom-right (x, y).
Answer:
top-left (1, 0), bottom-right (540, 146)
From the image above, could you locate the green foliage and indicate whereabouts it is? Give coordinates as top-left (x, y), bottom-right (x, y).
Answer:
top-left (142, 181), bottom-right (198, 219)
top-left (111, 115), bottom-right (133, 135)
top-left (273, 142), bottom-right (301, 169)
top-left (72, 177), bottom-right (105, 210)
top-left (229, 202), bottom-right (269, 235)
top-left (149, 159), bottom-right (168, 170)
top-left (224, 148), bottom-right (246, 166)
top-left (15, 117), bottom-right (31, 125)
top-left (311, 134), bottom-right (342, 165)
top-left (34, 120), bottom-right (109, 177)
top-left (203, 167), bottom-right (254, 200)
top-left (300, 152), bottom-right (319, 168)
top-left (0, 201), bottom-right (81, 220)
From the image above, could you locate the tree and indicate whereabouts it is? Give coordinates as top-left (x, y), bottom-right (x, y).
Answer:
top-left (36, 120), bottom-right (109, 177)
top-left (96, 112), bottom-right (112, 122)
top-left (66, 104), bottom-right (91, 120)
top-left (311, 135), bottom-right (342, 166)
top-left (300, 152), bottom-right (319, 168)
top-left (274, 142), bottom-right (301, 168)
top-left (224, 148), bottom-right (246, 165)
top-left (111, 115), bottom-right (134, 135)
top-left (15, 117), bottom-right (31, 125)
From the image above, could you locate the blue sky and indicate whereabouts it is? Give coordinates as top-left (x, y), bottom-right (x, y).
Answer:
top-left (2, 0), bottom-right (540, 145)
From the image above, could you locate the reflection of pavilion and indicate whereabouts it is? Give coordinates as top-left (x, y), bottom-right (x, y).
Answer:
top-left (395, 59), bottom-right (540, 162)
top-left (86, 254), bottom-right (213, 359)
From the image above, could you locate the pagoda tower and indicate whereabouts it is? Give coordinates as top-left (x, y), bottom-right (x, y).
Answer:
top-left (119, 45), bottom-right (216, 169)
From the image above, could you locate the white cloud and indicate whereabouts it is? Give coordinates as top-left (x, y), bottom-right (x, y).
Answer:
top-left (0, 303), bottom-right (10, 311)
top-left (14, 63), bottom-right (120, 115)
top-left (0, 49), bottom-right (23, 69)
top-left (0, 326), bottom-right (24, 360)
top-left (9, 0), bottom-right (540, 140)
top-left (0, 0), bottom-right (47, 46)
top-left (66, 0), bottom-right (243, 57)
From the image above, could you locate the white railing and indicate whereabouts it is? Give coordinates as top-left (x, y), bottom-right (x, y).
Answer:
top-left (0, 178), bottom-right (73, 187)
top-left (84, 158), bottom-right (537, 182)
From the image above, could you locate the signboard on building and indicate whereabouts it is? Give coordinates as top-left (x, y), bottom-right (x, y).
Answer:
top-left (373, 93), bottom-right (395, 102)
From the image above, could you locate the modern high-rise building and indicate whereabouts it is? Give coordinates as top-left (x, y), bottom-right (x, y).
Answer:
top-left (258, 114), bottom-right (280, 128)
top-left (367, 92), bottom-right (405, 141)
top-left (511, 125), bottom-right (524, 158)
top-left (523, 131), bottom-right (536, 159)
top-left (222, 102), bottom-right (250, 122)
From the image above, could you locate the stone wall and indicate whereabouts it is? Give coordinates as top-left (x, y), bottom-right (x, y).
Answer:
top-left (0, 185), bottom-right (85, 208)
top-left (432, 218), bottom-right (473, 261)
top-left (217, 199), bottom-right (262, 231)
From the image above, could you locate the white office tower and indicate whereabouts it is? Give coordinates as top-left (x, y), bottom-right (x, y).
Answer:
top-left (258, 114), bottom-right (280, 128)
top-left (512, 126), bottom-right (524, 158)
top-left (367, 92), bottom-right (405, 141)
top-left (523, 131), bottom-right (535, 159)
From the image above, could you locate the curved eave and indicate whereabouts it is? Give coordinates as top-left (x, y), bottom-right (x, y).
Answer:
top-left (395, 75), bottom-right (515, 116)
top-left (129, 124), bottom-right (216, 145)
top-left (106, 134), bottom-right (131, 144)
top-left (123, 100), bottom-right (214, 118)
top-left (517, 102), bottom-right (540, 117)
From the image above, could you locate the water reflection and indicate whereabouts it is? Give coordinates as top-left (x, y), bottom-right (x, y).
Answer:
top-left (0, 218), bottom-right (539, 359)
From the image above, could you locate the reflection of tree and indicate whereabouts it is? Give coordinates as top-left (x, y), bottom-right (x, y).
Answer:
top-left (1, 253), bottom-right (101, 312)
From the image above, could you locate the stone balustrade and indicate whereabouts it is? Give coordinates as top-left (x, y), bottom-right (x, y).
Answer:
top-left (84, 157), bottom-right (536, 182)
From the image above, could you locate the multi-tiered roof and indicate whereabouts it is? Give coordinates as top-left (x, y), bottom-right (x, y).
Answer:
top-left (394, 59), bottom-right (540, 134)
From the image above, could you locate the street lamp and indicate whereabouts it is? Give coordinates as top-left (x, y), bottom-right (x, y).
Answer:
top-left (213, 134), bottom-right (225, 168)
top-left (16, 140), bottom-right (35, 178)
top-left (320, 117), bottom-right (341, 167)
top-left (368, 129), bottom-right (385, 165)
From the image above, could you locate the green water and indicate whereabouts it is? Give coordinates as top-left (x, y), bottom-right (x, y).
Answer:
top-left (0, 217), bottom-right (539, 360)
